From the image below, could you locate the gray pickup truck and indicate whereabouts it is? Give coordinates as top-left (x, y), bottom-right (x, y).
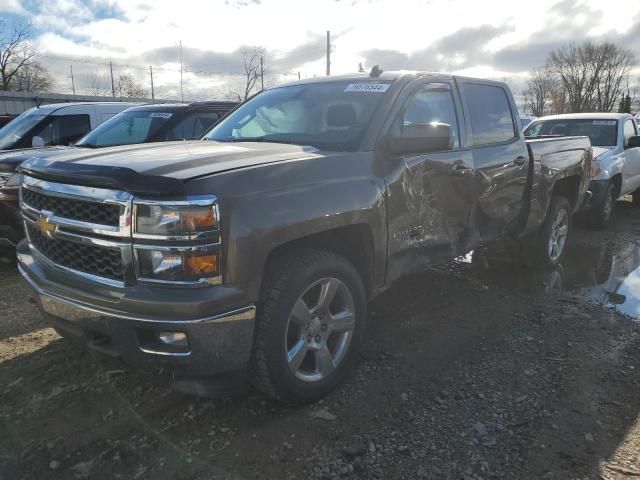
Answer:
top-left (15, 72), bottom-right (592, 402)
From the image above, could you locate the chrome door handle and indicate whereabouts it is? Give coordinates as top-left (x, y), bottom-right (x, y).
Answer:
top-left (514, 156), bottom-right (527, 166)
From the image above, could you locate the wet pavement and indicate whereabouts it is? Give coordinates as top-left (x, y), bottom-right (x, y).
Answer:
top-left (455, 236), bottom-right (640, 321)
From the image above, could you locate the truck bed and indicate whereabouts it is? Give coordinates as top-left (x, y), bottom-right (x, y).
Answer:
top-left (524, 135), bottom-right (592, 234)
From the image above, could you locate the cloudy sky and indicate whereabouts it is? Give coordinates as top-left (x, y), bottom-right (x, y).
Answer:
top-left (1, 0), bottom-right (640, 100)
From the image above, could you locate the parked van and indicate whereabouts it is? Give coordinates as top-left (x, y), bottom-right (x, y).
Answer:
top-left (0, 102), bottom-right (136, 151)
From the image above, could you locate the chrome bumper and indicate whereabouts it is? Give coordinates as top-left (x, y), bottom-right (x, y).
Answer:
top-left (18, 252), bottom-right (256, 376)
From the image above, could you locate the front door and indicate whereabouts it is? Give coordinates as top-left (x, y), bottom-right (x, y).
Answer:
top-left (384, 81), bottom-right (476, 283)
top-left (622, 118), bottom-right (640, 193)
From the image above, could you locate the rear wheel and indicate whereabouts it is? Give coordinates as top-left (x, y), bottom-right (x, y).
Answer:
top-left (250, 248), bottom-right (366, 403)
top-left (633, 189), bottom-right (640, 206)
top-left (590, 181), bottom-right (616, 228)
top-left (529, 195), bottom-right (572, 267)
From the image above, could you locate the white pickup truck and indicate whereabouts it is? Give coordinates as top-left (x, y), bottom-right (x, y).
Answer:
top-left (525, 113), bottom-right (640, 227)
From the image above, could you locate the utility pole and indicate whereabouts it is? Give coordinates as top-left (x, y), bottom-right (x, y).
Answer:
top-left (149, 66), bottom-right (155, 100)
top-left (70, 65), bottom-right (75, 95)
top-left (109, 61), bottom-right (115, 98)
top-left (298, 71), bottom-right (301, 80)
top-left (260, 56), bottom-right (264, 91)
top-left (326, 30), bottom-right (331, 76)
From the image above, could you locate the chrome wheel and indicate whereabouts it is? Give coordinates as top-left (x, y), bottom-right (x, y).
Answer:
top-left (285, 277), bottom-right (355, 382)
top-left (548, 208), bottom-right (569, 262)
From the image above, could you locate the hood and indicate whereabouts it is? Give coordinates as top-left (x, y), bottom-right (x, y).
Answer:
top-left (592, 146), bottom-right (613, 159)
top-left (0, 146), bottom-right (77, 171)
top-left (17, 140), bottom-right (323, 181)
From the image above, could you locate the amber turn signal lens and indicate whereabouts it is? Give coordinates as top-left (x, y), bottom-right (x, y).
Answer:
top-left (184, 253), bottom-right (219, 276)
top-left (181, 208), bottom-right (217, 230)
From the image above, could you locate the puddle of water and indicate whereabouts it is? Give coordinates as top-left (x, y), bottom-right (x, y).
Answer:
top-left (455, 241), bottom-right (640, 320)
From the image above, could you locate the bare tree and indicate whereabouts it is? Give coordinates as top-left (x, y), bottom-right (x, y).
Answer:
top-left (548, 40), bottom-right (635, 113)
top-left (0, 19), bottom-right (37, 91)
top-left (77, 72), bottom-right (112, 96)
top-left (230, 47), bottom-right (266, 101)
top-left (11, 62), bottom-right (53, 92)
top-left (523, 66), bottom-right (559, 116)
top-left (595, 43), bottom-right (634, 112)
top-left (117, 73), bottom-right (146, 98)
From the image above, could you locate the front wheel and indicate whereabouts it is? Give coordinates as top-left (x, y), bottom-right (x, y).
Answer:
top-left (528, 195), bottom-right (572, 267)
top-left (250, 248), bottom-right (366, 403)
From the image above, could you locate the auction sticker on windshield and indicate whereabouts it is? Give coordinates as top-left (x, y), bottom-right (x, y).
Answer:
top-left (592, 120), bottom-right (617, 125)
top-left (344, 83), bottom-right (390, 93)
top-left (149, 112), bottom-right (173, 118)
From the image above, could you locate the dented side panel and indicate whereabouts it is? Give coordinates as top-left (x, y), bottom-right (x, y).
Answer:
top-left (384, 149), bottom-right (476, 283)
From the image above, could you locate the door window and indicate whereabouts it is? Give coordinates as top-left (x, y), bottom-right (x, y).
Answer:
top-left (168, 112), bottom-right (220, 140)
top-left (401, 84), bottom-right (460, 148)
top-left (624, 119), bottom-right (637, 147)
top-left (33, 114), bottom-right (91, 146)
top-left (465, 84), bottom-right (516, 146)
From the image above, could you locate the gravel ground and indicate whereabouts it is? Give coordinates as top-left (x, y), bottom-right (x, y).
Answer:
top-left (2, 200), bottom-right (640, 480)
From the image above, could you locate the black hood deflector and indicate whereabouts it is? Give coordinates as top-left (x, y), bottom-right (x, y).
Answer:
top-left (17, 157), bottom-right (185, 197)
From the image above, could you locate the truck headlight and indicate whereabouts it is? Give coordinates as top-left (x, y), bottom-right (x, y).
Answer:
top-left (589, 159), bottom-right (603, 178)
top-left (135, 202), bottom-right (218, 237)
top-left (132, 195), bottom-right (222, 285)
top-left (136, 248), bottom-right (220, 282)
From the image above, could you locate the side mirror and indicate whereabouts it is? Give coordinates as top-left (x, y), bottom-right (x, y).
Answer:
top-left (386, 122), bottom-right (455, 156)
top-left (626, 136), bottom-right (640, 149)
top-left (31, 135), bottom-right (45, 148)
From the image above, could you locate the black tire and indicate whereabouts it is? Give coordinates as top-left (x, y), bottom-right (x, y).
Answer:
top-left (633, 189), bottom-right (640, 206)
top-left (528, 195), bottom-right (572, 268)
top-left (250, 248), bottom-right (366, 403)
top-left (590, 181), bottom-right (616, 228)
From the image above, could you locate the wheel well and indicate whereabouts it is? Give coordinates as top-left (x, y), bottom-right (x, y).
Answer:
top-left (263, 224), bottom-right (375, 297)
top-left (610, 174), bottom-right (622, 196)
top-left (552, 176), bottom-right (580, 208)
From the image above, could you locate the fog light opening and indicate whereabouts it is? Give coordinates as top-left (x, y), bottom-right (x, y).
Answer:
top-left (138, 329), bottom-right (191, 356)
top-left (158, 331), bottom-right (188, 347)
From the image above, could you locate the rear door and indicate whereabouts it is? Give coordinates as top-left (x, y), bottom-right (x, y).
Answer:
top-left (384, 79), bottom-right (477, 281)
top-left (622, 117), bottom-right (640, 193)
top-left (458, 81), bottom-right (529, 241)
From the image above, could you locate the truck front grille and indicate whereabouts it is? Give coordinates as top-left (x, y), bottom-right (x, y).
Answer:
top-left (22, 188), bottom-right (121, 226)
top-left (26, 223), bottom-right (124, 281)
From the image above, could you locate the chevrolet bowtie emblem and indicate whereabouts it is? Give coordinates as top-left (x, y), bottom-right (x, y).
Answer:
top-left (36, 215), bottom-right (56, 237)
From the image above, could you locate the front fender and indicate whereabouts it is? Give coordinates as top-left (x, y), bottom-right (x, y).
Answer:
top-left (185, 153), bottom-right (386, 303)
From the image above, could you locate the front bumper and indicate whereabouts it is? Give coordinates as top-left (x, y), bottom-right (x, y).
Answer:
top-left (0, 195), bottom-right (21, 247)
top-left (17, 242), bottom-right (256, 377)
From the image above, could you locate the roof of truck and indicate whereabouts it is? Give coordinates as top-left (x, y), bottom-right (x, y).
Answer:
top-left (535, 112), bottom-right (634, 121)
top-left (275, 70), bottom-right (509, 89)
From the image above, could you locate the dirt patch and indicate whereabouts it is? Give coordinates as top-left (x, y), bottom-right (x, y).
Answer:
top-left (2, 200), bottom-right (640, 479)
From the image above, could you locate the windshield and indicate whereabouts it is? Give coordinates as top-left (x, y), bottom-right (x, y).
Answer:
top-left (205, 81), bottom-right (392, 151)
top-left (0, 110), bottom-right (46, 150)
top-left (77, 110), bottom-right (180, 148)
top-left (525, 118), bottom-right (618, 147)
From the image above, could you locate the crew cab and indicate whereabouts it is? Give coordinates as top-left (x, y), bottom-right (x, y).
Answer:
top-left (15, 72), bottom-right (592, 402)
top-left (0, 102), bottom-right (135, 151)
top-left (0, 101), bottom-right (237, 250)
top-left (525, 113), bottom-right (640, 227)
